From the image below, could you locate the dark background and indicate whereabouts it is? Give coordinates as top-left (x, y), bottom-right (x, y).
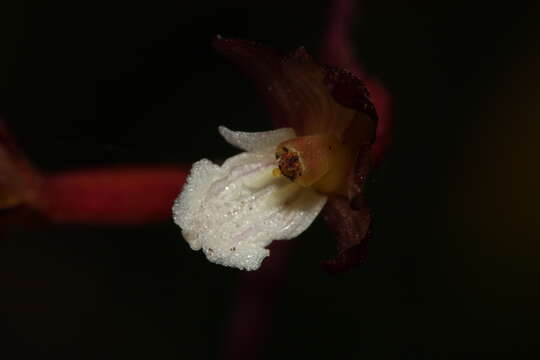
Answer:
top-left (1, 0), bottom-right (540, 358)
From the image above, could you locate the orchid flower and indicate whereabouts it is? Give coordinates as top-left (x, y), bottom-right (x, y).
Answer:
top-left (173, 37), bottom-right (378, 271)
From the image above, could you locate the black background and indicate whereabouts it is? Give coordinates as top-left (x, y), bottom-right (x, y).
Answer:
top-left (1, 1), bottom-right (539, 359)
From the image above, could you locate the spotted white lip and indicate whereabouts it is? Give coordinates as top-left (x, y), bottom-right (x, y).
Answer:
top-left (172, 126), bottom-right (327, 271)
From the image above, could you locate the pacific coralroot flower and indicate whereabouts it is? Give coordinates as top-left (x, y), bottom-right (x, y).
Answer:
top-left (173, 37), bottom-right (378, 271)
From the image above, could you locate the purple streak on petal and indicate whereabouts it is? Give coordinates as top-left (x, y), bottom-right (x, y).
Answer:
top-left (323, 0), bottom-right (392, 167)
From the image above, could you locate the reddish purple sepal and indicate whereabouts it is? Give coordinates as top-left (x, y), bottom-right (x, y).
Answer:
top-left (213, 36), bottom-right (318, 133)
top-left (321, 197), bottom-right (372, 273)
top-left (323, 67), bottom-right (378, 126)
top-left (212, 36), bottom-right (377, 133)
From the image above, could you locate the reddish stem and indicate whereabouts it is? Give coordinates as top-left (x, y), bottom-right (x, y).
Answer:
top-left (40, 166), bottom-right (188, 225)
top-left (223, 242), bottom-right (295, 359)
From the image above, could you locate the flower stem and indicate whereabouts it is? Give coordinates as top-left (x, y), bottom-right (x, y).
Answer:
top-left (40, 166), bottom-right (188, 225)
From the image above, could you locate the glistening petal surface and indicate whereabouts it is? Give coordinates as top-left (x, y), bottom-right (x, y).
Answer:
top-left (173, 129), bottom-right (327, 270)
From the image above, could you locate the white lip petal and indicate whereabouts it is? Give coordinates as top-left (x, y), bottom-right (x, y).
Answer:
top-left (218, 126), bottom-right (296, 152)
top-left (173, 148), bottom-right (327, 271)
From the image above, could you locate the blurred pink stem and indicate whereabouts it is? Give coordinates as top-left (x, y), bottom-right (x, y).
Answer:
top-left (223, 242), bottom-right (294, 359)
